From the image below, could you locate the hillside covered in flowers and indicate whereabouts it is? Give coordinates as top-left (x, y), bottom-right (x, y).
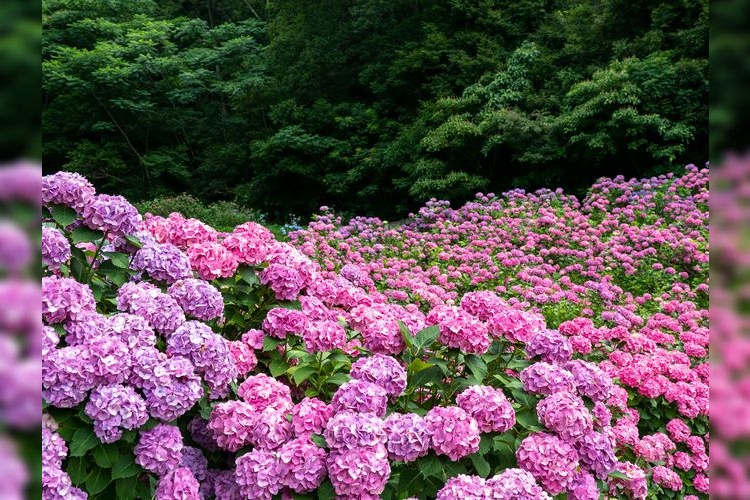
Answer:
top-left (42, 165), bottom-right (708, 499)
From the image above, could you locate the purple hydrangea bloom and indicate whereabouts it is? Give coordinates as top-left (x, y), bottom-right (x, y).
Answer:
top-left (132, 243), bottom-right (192, 284)
top-left (383, 413), bottom-right (430, 462)
top-left (303, 319), bottom-right (348, 352)
top-left (424, 406), bottom-right (481, 461)
top-left (235, 449), bottom-right (283, 500)
top-left (134, 424), bottom-right (184, 477)
top-left (565, 359), bottom-right (613, 402)
top-left (188, 416), bottom-right (220, 452)
top-left (249, 407), bottom-right (292, 450)
top-left (456, 385), bottom-right (516, 433)
top-left (85, 384), bottom-right (148, 443)
top-left (180, 446), bottom-right (208, 481)
top-left (208, 401), bottom-right (258, 452)
top-left (142, 356), bottom-right (203, 421)
top-left (349, 354), bottom-right (407, 399)
top-left (331, 380), bottom-right (388, 417)
top-left (43, 345), bottom-right (96, 407)
top-left (42, 171), bottom-right (96, 212)
top-left (82, 194), bottom-right (140, 235)
top-left (237, 373), bottom-right (293, 413)
top-left (536, 392), bottom-right (593, 442)
top-left (485, 468), bottom-right (551, 499)
top-left (117, 281), bottom-right (185, 335)
top-left (168, 279), bottom-right (224, 321)
top-left (262, 308), bottom-right (309, 339)
top-left (568, 470), bottom-right (599, 500)
top-left (436, 474), bottom-right (488, 499)
top-left (324, 412), bottom-right (386, 451)
top-left (63, 311), bottom-right (110, 346)
top-left (327, 446), bottom-right (391, 498)
top-left (108, 313), bottom-right (157, 350)
top-left (42, 275), bottom-right (96, 324)
top-left (516, 432), bottom-right (579, 495)
top-left (292, 397), bottom-right (334, 437)
top-left (278, 437), bottom-right (328, 493)
top-left (0, 224), bottom-right (30, 272)
top-left (525, 329), bottom-right (573, 363)
top-left (85, 335), bottom-right (131, 385)
top-left (520, 362), bottom-right (576, 395)
top-left (576, 430), bottom-right (617, 479)
top-left (155, 467), bottom-right (201, 500)
top-left (42, 226), bottom-right (71, 269)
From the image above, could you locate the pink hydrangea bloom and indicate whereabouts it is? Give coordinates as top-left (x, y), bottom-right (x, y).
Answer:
top-left (424, 406), bottom-right (481, 461)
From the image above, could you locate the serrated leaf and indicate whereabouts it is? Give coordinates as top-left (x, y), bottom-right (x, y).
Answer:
top-left (111, 454), bottom-right (140, 480)
top-left (397, 320), bottom-right (415, 350)
top-left (464, 354), bottom-right (487, 382)
top-left (93, 444), bottom-right (119, 468)
top-left (310, 434), bottom-right (328, 448)
top-left (69, 427), bottom-right (99, 457)
top-left (397, 467), bottom-right (422, 497)
top-left (50, 205), bottom-right (78, 228)
top-left (103, 252), bottom-right (131, 269)
top-left (71, 227), bottom-right (104, 244)
top-left (269, 358), bottom-right (288, 377)
top-left (469, 452), bottom-right (491, 478)
top-left (324, 372), bottom-right (350, 386)
top-left (608, 470), bottom-right (630, 480)
top-left (239, 266), bottom-right (259, 286)
top-left (86, 466), bottom-right (110, 495)
top-left (262, 336), bottom-right (279, 352)
top-left (290, 365), bottom-right (317, 385)
top-left (418, 455), bottom-right (443, 480)
top-left (411, 365), bottom-right (444, 388)
top-left (515, 409), bottom-right (543, 431)
top-left (115, 476), bottom-right (139, 500)
top-left (414, 325), bottom-right (439, 350)
top-left (124, 235), bottom-right (143, 249)
top-left (317, 480), bottom-right (335, 500)
top-left (67, 456), bottom-right (91, 485)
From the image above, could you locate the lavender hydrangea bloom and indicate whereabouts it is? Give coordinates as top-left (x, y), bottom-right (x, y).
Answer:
top-left (324, 412), bottom-right (386, 452)
top-left (42, 275), bottom-right (96, 324)
top-left (485, 468), bottom-right (551, 499)
top-left (117, 281), bottom-right (185, 335)
top-left (142, 356), bottom-right (203, 421)
top-left (278, 437), bottom-right (328, 493)
top-left (180, 446), bottom-right (208, 481)
top-left (208, 401), bottom-right (258, 452)
top-left (168, 278), bottom-right (224, 321)
top-left (155, 467), bottom-right (201, 500)
top-left (63, 311), bottom-right (110, 346)
top-left (383, 413), bottom-right (430, 462)
top-left (565, 359), bottom-right (613, 402)
top-left (134, 424), bottom-right (184, 477)
top-left (425, 406), bottom-right (481, 461)
top-left (85, 384), bottom-right (148, 443)
top-left (250, 407), bottom-right (293, 450)
top-left (82, 194), bottom-right (140, 235)
top-left (568, 470), bottom-right (599, 500)
top-left (331, 380), bottom-right (388, 417)
top-left (41, 226), bottom-right (71, 269)
top-left (85, 335), bottom-right (131, 385)
top-left (456, 385), bottom-right (516, 433)
top-left (525, 329), bottom-right (573, 363)
top-left (576, 431), bottom-right (617, 479)
top-left (536, 392), bottom-right (593, 442)
top-left (436, 474), bottom-right (488, 499)
top-left (237, 373), bottom-right (293, 413)
top-left (516, 432), bottom-right (579, 495)
top-left (327, 446), bottom-right (391, 498)
top-left (132, 243), bottom-right (192, 284)
top-left (108, 313), bottom-right (157, 350)
top-left (188, 416), bottom-right (220, 452)
top-left (235, 449), bottom-right (283, 500)
top-left (43, 345), bottom-right (96, 407)
top-left (42, 171), bottom-right (96, 212)
top-left (349, 354), bottom-right (407, 399)
top-left (520, 362), bottom-right (576, 395)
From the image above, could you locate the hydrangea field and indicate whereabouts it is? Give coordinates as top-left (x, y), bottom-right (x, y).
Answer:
top-left (42, 165), bottom-right (708, 499)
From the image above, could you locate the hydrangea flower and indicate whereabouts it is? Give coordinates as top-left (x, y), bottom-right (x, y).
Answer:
top-left (42, 275), bottom-right (96, 324)
top-left (567, 470), bottom-right (599, 500)
top-left (665, 418), bottom-right (691, 443)
top-left (134, 424), bottom-right (184, 477)
top-left (208, 401), bottom-right (258, 452)
top-left (520, 362), bottom-right (576, 395)
top-left (278, 437), bottom-right (328, 493)
top-left (117, 281), bottom-right (185, 335)
top-left (383, 413), bottom-right (430, 462)
top-left (349, 354), bottom-right (407, 399)
top-left (250, 407), bottom-right (293, 450)
top-left (456, 385), bottom-right (515, 433)
top-left (327, 446), bottom-right (391, 498)
top-left (331, 380), bottom-right (388, 417)
top-left (652, 466), bottom-right (682, 491)
top-left (525, 329), bottom-right (573, 363)
top-left (228, 340), bottom-right (258, 376)
top-left (262, 308), bottom-right (309, 339)
top-left (292, 397), bottom-right (334, 437)
top-left (168, 278), bottom-right (224, 321)
top-left (235, 449), bottom-right (283, 500)
top-left (575, 431), bottom-right (617, 479)
top-left (565, 359), bottom-right (613, 402)
top-left (485, 468), bottom-right (551, 499)
top-left (303, 320), bottom-right (348, 352)
top-left (186, 241), bottom-right (239, 280)
top-left (536, 392), bottom-right (593, 442)
top-left (424, 406), bottom-right (481, 461)
top-left (42, 171), bottom-right (96, 212)
top-left (43, 345), bottom-right (96, 407)
top-left (427, 305), bottom-right (491, 354)
top-left (83, 194), bottom-right (140, 235)
top-left (607, 461), bottom-right (647, 500)
top-left (180, 446), bottom-right (208, 482)
top-left (41, 226), bottom-right (71, 269)
top-left (85, 384), bottom-right (148, 443)
top-left (63, 311), bottom-right (110, 346)
top-left (237, 374), bottom-right (293, 413)
top-left (131, 242), bottom-right (192, 284)
top-left (155, 467), bottom-right (201, 500)
top-left (436, 474), bottom-right (488, 499)
top-left (142, 356), bottom-right (203, 421)
top-left (516, 432), bottom-right (579, 495)
top-left (324, 412), bottom-right (386, 451)
top-left (108, 313), bottom-right (157, 350)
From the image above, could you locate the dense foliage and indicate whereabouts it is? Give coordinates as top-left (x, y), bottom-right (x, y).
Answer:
top-left (42, 166), bottom-right (707, 499)
top-left (43, 0), bottom-right (707, 221)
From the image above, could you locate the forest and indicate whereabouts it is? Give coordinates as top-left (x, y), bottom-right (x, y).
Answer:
top-left (42, 0), bottom-right (708, 222)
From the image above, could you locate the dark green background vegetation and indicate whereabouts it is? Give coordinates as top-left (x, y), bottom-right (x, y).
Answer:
top-left (43, 0), bottom-right (708, 222)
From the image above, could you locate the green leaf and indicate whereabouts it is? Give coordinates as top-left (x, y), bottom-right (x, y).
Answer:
top-left (115, 476), bottom-right (139, 500)
top-left (317, 480), bottom-right (335, 500)
top-left (262, 336), bottom-right (279, 351)
top-left (414, 325), bottom-right (439, 350)
top-left (50, 205), bottom-right (78, 228)
top-left (86, 466), bottom-right (110, 495)
top-left (103, 252), bottom-right (131, 269)
top-left (124, 235), bottom-right (143, 249)
top-left (464, 354), bottom-right (487, 383)
top-left (397, 467), bottom-right (422, 497)
top-left (71, 227), bottom-right (104, 244)
top-left (411, 365), bottom-right (444, 388)
top-left (608, 470), bottom-right (630, 480)
top-left (310, 434), bottom-right (328, 448)
top-left (111, 454), bottom-right (140, 480)
top-left (269, 358), bottom-right (289, 377)
top-left (418, 455), bottom-right (443, 480)
top-left (69, 427), bottom-right (99, 457)
top-left (469, 452), bottom-right (491, 478)
top-left (239, 266), bottom-right (259, 286)
top-left (324, 372), bottom-right (350, 386)
top-left (93, 444), bottom-right (119, 468)
top-left (67, 456), bottom-right (91, 485)
top-left (290, 365), bottom-right (317, 385)
top-left (515, 409), bottom-right (543, 431)
top-left (397, 320), bottom-right (415, 350)
top-left (408, 358), bottom-right (432, 373)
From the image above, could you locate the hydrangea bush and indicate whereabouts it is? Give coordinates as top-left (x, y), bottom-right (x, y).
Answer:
top-left (42, 167), bottom-right (708, 499)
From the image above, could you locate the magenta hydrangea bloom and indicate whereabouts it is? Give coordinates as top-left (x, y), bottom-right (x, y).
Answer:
top-left (460, 290), bottom-right (506, 321)
top-left (43, 345), bottom-right (96, 407)
top-left (520, 362), bottom-right (576, 395)
top-left (327, 446), bottom-right (391, 498)
top-left (237, 374), bottom-right (293, 413)
top-left (131, 242), bottom-right (192, 284)
top-left (242, 328), bottom-right (265, 350)
top-left (456, 385), bottom-right (515, 433)
top-left (652, 466), bottom-right (682, 491)
top-left (303, 319), bottom-right (348, 352)
top-left (83, 194), bottom-right (140, 235)
top-left (142, 356), bottom-right (203, 421)
top-left (331, 380), bottom-right (388, 417)
top-left (208, 400), bottom-right (258, 452)
top-left (228, 340), bottom-right (258, 376)
top-left (424, 406), bottom-right (481, 461)
top-left (155, 467), bottom-right (201, 500)
top-left (134, 424), bottom-right (184, 477)
top-left (42, 275), bottom-right (96, 324)
top-left (324, 412), bottom-right (386, 451)
top-left (485, 468), bottom-right (551, 499)
top-left (350, 354), bottom-right (407, 399)
top-left (186, 241), bottom-right (239, 280)
top-left (565, 359), bottom-right (613, 402)
top-left (235, 449), bottom-right (283, 500)
top-left (108, 313), bottom-right (157, 350)
top-left (427, 305), bottom-right (491, 354)
top-left (262, 308), bottom-right (309, 339)
top-left (608, 461), bottom-right (647, 500)
top-left (168, 278), bottom-right (224, 321)
top-left (292, 397), bottom-right (334, 437)
top-left (576, 430), bottom-right (617, 479)
top-left (568, 470), bottom-right (599, 500)
top-left (63, 311), bottom-right (110, 346)
top-left (436, 474), bottom-right (488, 499)
top-left (524, 329), bottom-right (573, 363)
top-left (278, 437), bottom-right (328, 493)
top-left (222, 222), bottom-right (272, 265)
top-left (487, 308), bottom-right (544, 343)
top-left (41, 226), bottom-right (71, 269)
top-left (536, 392), bottom-right (593, 442)
top-left (250, 407), bottom-right (293, 450)
top-left (42, 171), bottom-right (96, 212)
top-left (516, 432), bottom-right (579, 495)
top-left (383, 413), bottom-right (430, 462)
top-left (665, 418), bottom-right (691, 443)
top-left (85, 384), bottom-right (148, 443)
top-left (116, 281), bottom-right (185, 335)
